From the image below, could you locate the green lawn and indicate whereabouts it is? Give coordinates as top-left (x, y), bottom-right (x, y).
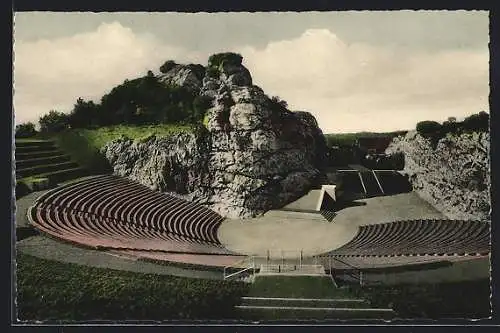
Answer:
top-left (16, 253), bottom-right (248, 321)
top-left (247, 276), bottom-right (349, 299)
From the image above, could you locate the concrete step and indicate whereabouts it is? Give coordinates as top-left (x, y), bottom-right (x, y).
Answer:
top-left (16, 150), bottom-right (66, 160)
top-left (16, 154), bottom-right (71, 169)
top-left (236, 305), bottom-right (396, 319)
top-left (15, 140), bottom-right (56, 148)
top-left (16, 161), bottom-right (80, 178)
top-left (241, 296), bottom-right (370, 308)
top-left (15, 145), bottom-right (59, 154)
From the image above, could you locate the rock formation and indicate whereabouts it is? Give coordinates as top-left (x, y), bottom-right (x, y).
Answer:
top-left (102, 54), bottom-right (327, 218)
top-left (386, 130), bottom-right (490, 220)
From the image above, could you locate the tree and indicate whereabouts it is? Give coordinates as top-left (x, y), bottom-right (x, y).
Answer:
top-left (68, 98), bottom-right (100, 129)
top-left (271, 95), bottom-right (288, 109)
top-left (462, 111), bottom-right (489, 132)
top-left (39, 110), bottom-right (69, 133)
top-left (15, 122), bottom-right (37, 138)
top-left (207, 52), bottom-right (243, 67)
top-left (416, 120), bottom-right (442, 136)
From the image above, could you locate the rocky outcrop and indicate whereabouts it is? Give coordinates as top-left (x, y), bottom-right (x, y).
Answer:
top-left (102, 55), bottom-right (327, 219)
top-left (386, 130), bottom-right (490, 220)
top-left (158, 64), bottom-right (204, 93)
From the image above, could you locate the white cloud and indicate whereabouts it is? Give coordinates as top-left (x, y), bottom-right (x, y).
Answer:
top-left (14, 23), bottom-right (488, 133)
top-left (13, 22), bottom-right (196, 125)
top-left (240, 29), bottom-right (489, 133)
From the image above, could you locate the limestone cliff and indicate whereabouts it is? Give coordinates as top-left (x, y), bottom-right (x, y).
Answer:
top-left (101, 55), bottom-right (327, 218)
top-left (386, 130), bottom-right (490, 220)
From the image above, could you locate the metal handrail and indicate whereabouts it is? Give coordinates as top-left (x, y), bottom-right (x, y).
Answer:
top-left (223, 256), bottom-right (255, 280)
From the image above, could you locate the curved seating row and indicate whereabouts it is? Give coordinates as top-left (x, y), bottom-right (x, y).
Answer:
top-left (28, 175), bottom-right (233, 255)
top-left (326, 219), bottom-right (490, 257)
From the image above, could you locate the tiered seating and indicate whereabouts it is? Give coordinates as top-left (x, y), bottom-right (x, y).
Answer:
top-left (28, 175), bottom-right (236, 255)
top-left (325, 219), bottom-right (490, 257)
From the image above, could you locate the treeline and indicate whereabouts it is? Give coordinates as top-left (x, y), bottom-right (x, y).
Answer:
top-left (416, 111), bottom-right (489, 147)
top-left (324, 131), bottom-right (407, 148)
top-left (15, 52), bottom-right (291, 138)
top-left (17, 72), bottom-right (212, 137)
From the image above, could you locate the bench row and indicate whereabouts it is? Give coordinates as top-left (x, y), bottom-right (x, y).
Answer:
top-left (328, 219), bottom-right (490, 256)
top-left (33, 175), bottom-right (225, 245)
top-left (28, 204), bottom-right (233, 255)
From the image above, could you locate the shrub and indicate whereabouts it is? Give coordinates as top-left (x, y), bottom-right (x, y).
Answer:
top-left (270, 95), bottom-right (288, 111)
top-left (186, 64), bottom-right (206, 80)
top-left (193, 95), bottom-right (213, 122)
top-left (208, 52), bottom-right (243, 68)
top-left (416, 120), bottom-right (442, 137)
top-left (15, 122), bottom-right (37, 138)
top-left (39, 110), bottom-right (69, 133)
top-left (159, 60), bottom-right (178, 73)
top-left (205, 66), bottom-right (219, 79)
top-left (462, 111), bottom-right (489, 132)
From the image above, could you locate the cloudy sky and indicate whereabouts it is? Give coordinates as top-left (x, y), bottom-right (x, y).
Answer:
top-left (13, 11), bottom-right (489, 133)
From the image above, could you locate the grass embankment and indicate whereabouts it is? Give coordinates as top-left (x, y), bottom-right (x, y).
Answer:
top-left (346, 279), bottom-right (491, 319)
top-left (41, 124), bottom-right (195, 174)
top-left (16, 253), bottom-right (248, 321)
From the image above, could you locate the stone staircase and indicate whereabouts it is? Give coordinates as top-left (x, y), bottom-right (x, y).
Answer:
top-left (237, 274), bottom-right (396, 320)
top-left (15, 139), bottom-right (87, 197)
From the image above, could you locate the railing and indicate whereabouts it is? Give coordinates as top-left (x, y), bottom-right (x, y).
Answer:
top-left (223, 256), bottom-right (256, 281)
top-left (315, 256), bottom-right (365, 286)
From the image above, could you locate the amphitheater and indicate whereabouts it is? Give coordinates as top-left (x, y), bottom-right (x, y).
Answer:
top-left (16, 139), bottom-right (491, 319)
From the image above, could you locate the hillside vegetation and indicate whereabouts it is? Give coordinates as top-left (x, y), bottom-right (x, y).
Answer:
top-left (324, 131), bottom-right (408, 147)
top-left (41, 124), bottom-right (195, 174)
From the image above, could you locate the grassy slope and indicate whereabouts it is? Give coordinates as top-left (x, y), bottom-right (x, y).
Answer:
top-left (41, 124), bottom-right (194, 174)
top-left (16, 253), bottom-right (248, 321)
top-left (247, 276), bottom-right (348, 299)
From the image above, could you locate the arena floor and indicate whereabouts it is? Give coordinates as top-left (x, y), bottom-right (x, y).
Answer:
top-left (217, 191), bottom-right (445, 258)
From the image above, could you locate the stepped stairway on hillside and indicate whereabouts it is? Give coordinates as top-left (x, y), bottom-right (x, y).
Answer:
top-left (15, 139), bottom-right (88, 195)
top-left (236, 273), bottom-right (396, 320)
top-left (359, 171), bottom-right (384, 197)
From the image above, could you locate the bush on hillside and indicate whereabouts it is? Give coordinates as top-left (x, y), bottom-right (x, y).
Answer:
top-left (193, 95), bottom-right (213, 123)
top-left (416, 120), bottom-right (442, 137)
top-left (462, 111), bottom-right (489, 132)
top-left (208, 52), bottom-right (243, 68)
top-left (159, 60), bottom-right (178, 73)
top-left (205, 66), bottom-right (219, 78)
top-left (186, 64), bottom-right (206, 81)
top-left (15, 122), bottom-right (37, 138)
top-left (39, 110), bottom-right (69, 133)
top-left (269, 95), bottom-right (289, 113)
